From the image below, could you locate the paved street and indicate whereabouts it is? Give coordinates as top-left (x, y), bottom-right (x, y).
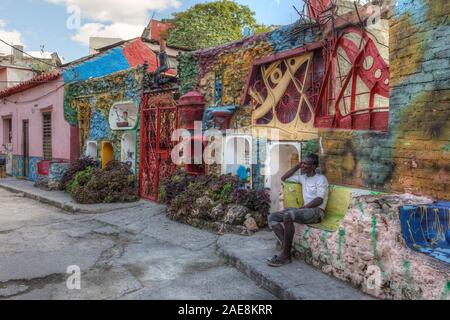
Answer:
top-left (0, 188), bottom-right (275, 300)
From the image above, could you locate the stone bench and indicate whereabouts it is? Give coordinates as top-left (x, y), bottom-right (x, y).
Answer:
top-left (281, 182), bottom-right (449, 299)
top-left (282, 182), bottom-right (376, 231)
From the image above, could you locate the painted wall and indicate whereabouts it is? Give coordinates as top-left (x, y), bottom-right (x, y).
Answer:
top-left (0, 75), bottom-right (72, 180)
top-left (292, 192), bottom-right (449, 300)
top-left (64, 66), bottom-right (145, 174)
top-left (64, 38), bottom-right (165, 83)
top-left (319, 0), bottom-right (450, 200)
top-left (179, 21), bottom-right (322, 189)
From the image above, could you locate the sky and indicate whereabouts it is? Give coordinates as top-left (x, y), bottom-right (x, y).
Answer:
top-left (0, 0), bottom-right (305, 63)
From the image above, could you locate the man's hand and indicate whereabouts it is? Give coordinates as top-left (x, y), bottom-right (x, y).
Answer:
top-left (302, 197), bottom-right (324, 209)
top-left (281, 162), bottom-right (303, 182)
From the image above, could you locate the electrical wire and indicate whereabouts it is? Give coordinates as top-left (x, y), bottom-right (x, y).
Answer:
top-left (0, 38), bottom-right (59, 69)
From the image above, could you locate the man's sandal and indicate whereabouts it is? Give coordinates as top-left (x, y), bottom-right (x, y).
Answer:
top-left (266, 256), bottom-right (292, 267)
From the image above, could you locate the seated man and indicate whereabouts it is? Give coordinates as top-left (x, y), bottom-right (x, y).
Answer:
top-left (267, 153), bottom-right (328, 267)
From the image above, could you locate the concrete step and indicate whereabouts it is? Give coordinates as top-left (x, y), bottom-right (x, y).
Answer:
top-left (216, 231), bottom-right (375, 300)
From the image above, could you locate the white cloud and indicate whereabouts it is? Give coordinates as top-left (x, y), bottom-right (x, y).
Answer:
top-left (71, 22), bottom-right (145, 46)
top-left (45, 0), bottom-right (182, 25)
top-left (0, 20), bottom-right (25, 55)
top-left (44, 0), bottom-right (182, 49)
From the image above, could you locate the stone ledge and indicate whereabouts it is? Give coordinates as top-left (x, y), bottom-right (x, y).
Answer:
top-left (292, 193), bottom-right (450, 300)
top-left (216, 232), bottom-right (373, 300)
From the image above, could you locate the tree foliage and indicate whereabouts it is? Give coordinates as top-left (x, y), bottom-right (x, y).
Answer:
top-left (167, 0), bottom-right (269, 50)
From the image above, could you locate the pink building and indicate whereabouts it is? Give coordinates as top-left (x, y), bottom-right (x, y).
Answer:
top-left (0, 70), bottom-right (78, 181)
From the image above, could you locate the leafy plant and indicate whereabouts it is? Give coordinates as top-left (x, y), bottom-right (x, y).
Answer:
top-left (168, 0), bottom-right (270, 50)
top-left (159, 169), bottom-right (196, 204)
top-left (67, 166), bottom-right (95, 202)
top-left (163, 169), bottom-right (271, 223)
top-left (61, 156), bottom-right (98, 191)
top-left (232, 188), bottom-right (271, 216)
top-left (67, 161), bottom-right (138, 204)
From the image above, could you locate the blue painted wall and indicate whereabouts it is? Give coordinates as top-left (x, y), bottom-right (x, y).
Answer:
top-left (12, 155), bottom-right (41, 182)
top-left (64, 47), bottom-right (130, 83)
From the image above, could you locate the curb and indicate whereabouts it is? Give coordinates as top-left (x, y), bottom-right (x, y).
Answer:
top-left (0, 183), bottom-right (144, 214)
top-left (0, 183), bottom-right (76, 213)
top-left (216, 245), bottom-right (298, 300)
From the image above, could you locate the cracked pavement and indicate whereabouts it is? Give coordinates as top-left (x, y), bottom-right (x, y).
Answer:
top-left (0, 189), bottom-right (275, 300)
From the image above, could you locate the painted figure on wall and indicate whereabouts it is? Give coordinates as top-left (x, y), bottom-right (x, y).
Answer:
top-left (154, 39), bottom-right (169, 87)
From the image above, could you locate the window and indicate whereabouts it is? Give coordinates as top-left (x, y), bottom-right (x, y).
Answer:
top-left (42, 112), bottom-right (52, 160)
top-left (3, 118), bottom-right (12, 144)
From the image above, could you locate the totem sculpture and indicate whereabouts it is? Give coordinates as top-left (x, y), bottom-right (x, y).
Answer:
top-left (154, 39), bottom-right (169, 87)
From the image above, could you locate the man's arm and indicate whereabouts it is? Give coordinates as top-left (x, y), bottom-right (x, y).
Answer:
top-left (302, 197), bottom-right (323, 209)
top-left (302, 176), bottom-right (328, 209)
top-left (281, 163), bottom-right (302, 182)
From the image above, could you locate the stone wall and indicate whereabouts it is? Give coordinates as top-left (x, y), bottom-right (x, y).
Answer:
top-left (178, 21), bottom-right (322, 188)
top-left (319, 0), bottom-right (450, 200)
top-left (293, 193), bottom-right (449, 299)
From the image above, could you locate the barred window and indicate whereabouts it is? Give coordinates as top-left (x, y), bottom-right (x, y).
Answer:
top-left (42, 112), bottom-right (52, 160)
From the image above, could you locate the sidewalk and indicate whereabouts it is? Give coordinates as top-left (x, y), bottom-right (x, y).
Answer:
top-left (0, 178), bottom-right (147, 214)
top-left (216, 231), bottom-right (375, 300)
top-left (0, 177), bottom-right (374, 299)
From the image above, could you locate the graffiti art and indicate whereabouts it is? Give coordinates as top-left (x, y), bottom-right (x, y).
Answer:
top-left (315, 27), bottom-right (390, 131)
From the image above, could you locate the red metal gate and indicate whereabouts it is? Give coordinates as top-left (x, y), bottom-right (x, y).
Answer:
top-left (139, 92), bottom-right (179, 201)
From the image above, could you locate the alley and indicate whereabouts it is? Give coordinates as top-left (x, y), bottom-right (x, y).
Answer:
top-left (0, 188), bottom-right (275, 300)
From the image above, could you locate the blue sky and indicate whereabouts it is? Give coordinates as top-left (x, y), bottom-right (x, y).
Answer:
top-left (0, 0), bottom-right (304, 63)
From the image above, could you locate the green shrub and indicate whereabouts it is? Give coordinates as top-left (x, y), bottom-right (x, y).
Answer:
top-left (67, 161), bottom-right (138, 204)
top-left (61, 157), bottom-right (97, 190)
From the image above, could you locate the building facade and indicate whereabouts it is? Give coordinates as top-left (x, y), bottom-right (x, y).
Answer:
top-left (0, 71), bottom-right (76, 181)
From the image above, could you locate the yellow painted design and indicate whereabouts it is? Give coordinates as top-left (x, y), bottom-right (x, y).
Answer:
top-left (391, 90), bottom-right (450, 200)
top-left (249, 52), bottom-right (318, 141)
top-left (72, 97), bottom-right (91, 149)
top-left (283, 182), bottom-right (304, 209)
top-left (101, 142), bottom-right (115, 169)
top-left (197, 42), bottom-right (273, 107)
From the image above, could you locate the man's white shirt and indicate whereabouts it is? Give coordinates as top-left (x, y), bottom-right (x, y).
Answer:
top-left (286, 173), bottom-right (329, 210)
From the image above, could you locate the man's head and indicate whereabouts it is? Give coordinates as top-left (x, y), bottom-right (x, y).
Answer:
top-left (301, 153), bottom-right (319, 176)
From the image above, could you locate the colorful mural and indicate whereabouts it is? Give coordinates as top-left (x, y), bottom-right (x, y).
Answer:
top-left (12, 155), bottom-right (41, 181)
top-left (64, 66), bottom-right (145, 174)
top-left (245, 49), bottom-right (324, 141)
top-left (319, 0), bottom-right (450, 200)
top-left (315, 27), bottom-right (390, 131)
top-left (400, 201), bottom-right (450, 264)
top-left (175, 0), bottom-right (449, 300)
top-left (63, 38), bottom-right (159, 83)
